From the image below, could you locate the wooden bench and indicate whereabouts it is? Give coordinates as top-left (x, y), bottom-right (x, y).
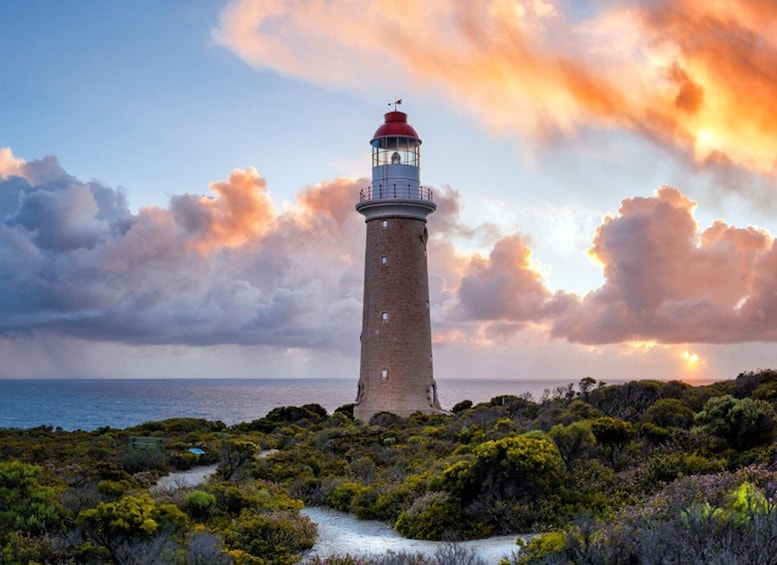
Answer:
top-left (128, 436), bottom-right (163, 452)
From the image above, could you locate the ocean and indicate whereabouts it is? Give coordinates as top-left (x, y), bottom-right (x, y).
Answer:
top-left (0, 377), bottom-right (718, 431)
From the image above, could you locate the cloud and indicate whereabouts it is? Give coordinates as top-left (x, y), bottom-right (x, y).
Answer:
top-left (170, 168), bottom-right (274, 252)
top-left (552, 186), bottom-right (777, 344)
top-left (0, 149), bottom-right (371, 351)
top-left (7, 144), bottom-right (777, 361)
top-left (426, 182), bottom-right (777, 347)
top-left (457, 234), bottom-right (565, 323)
top-left (213, 0), bottom-right (777, 176)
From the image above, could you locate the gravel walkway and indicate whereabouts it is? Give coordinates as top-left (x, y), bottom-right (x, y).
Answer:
top-left (301, 506), bottom-right (526, 564)
top-left (151, 464), bottom-right (219, 492)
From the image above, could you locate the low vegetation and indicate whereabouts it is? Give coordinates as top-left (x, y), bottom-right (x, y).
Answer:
top-left (3, 370), bottom-right (777, 563)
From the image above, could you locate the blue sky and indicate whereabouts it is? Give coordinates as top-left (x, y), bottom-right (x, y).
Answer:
top-left (4, 1), bottom-right (777, 384)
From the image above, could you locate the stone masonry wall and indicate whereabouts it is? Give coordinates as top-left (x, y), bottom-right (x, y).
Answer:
top-left (354, 215), bottom-right (441, 421)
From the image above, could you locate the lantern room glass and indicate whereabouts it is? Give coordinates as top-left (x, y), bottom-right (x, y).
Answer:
top-left (372, 136), bottom-right (420, 168)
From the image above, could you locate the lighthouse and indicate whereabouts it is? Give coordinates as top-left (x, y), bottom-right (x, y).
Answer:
top-left (353, 106), bottom-right (443, 421)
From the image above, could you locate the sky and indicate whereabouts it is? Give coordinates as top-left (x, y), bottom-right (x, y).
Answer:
top-left (3, 0), bottom-right (777, 385)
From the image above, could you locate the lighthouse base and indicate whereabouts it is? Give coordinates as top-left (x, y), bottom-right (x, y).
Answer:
top-left (353, 376), bottom-right (443, 422)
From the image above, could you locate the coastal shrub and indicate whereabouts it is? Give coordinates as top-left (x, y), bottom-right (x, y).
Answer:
top-left (77, 493), bottom-right (189, 560)
top-left (120, 448), bottom-right (169, 475)
top-left (0, 531), bottom-right (66, 565)
top-left (0, 461), bottom-right (65, 543)
top-left (218, 439), bottom-right (259, 480)
top-left (334, 403), bottom-right (355, 419)
top-left (207, 480), bottom-right (303, 517)
top-left (96, 478), bottom-right (135, 499)
top-left (222, 509), bottom-right (316, 565)
top-left (639, 421), bottom-right (672, 443)
top-left (370, 411), bottom-right (404, 428)
top-left (265, 404), bottom-right (328, 425)
top-left (548, 421), bottom-right (595, 470)
top-left (588, 380), bottom-right (663, 421)
top-left (432, 435), bottom-right (565, 534)
top-left (554, 399), bottom-right (603, 426)
top-left (589, 416), bottom-right (634, 468)
top-left (394, 491), bottom-right (466, 540)
top-left (325, 481), bottom-right (368, 512)
top-left (643, 398), bottom-right (695, 429)
top-left (182, 490), bottom-right (217, 522)
top-left (695, 395), bottom-right (777, 449)
top-left (639, 449), bottom-right (725, 489)
top-left (170, 450), bottom-right (201, 470)
top-left (181, 530), bottom-right (233, 565)
top-left (516, 531), bottom-right (567, 564)
top-left (130, 417), bottom-right (226, 434)
top-left (451, 399), bottom-right (473, 413)
top-left (518, 474), bottom-right (777, 564)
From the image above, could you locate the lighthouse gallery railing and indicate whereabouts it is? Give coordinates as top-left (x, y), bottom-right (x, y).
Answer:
top-left (359, 184), bottom-right (434, 202)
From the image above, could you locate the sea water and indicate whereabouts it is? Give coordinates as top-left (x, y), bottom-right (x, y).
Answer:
top-left (0, 377), bottom-right (716, 431)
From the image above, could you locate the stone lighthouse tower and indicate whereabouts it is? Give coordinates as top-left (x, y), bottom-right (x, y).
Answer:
top-left (353, 106), bottom-right (442, 421)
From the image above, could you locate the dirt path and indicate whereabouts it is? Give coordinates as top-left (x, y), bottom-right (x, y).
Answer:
top-left (151, 464), bottom-right (219, 492)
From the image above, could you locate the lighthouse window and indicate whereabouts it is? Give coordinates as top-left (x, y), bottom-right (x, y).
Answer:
top-left (373, 137), bottom-right (420, 167)
top-left (381, 369), bottom-right (389, 380)
top-left (381, 311), bottom-right (389, 322)
top-left (381, 256), bottom-right (388, 265)
top-left (382, 219), bottom-right (389, 229)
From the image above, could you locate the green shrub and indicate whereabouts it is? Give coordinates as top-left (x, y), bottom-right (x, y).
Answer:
top-left (326, 481), bottom-right (368, 512)
top-left (517, 531), bottom-right (566, 564)
top-left (0, 461), bottom-right (65, 543)
top-left (183, 490), bottom-right (217, 522)
top-left (695, 395), bottom-right (777, 449)
top-left (394, 491), bottom-right (466, 540)
top-left (77, 493), bottom-right (188, 559)
top-left (96, 478), bottom-right (134, 498)
top-left (548, 421), bottom-right (595, 470)
top-left (170, 450), bottom-right (201, 470)
top-left (643, 398), bottom-right (695, 429)
top-left (223, 509), bottom-right (316, 565)
top-left (452, 400), bottom-right (473, 413)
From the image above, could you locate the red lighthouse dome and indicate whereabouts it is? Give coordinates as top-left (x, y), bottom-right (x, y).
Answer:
top-left (371, 111), bottom-right (420, 141)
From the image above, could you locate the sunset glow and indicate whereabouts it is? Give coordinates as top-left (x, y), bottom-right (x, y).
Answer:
top-left (683, 350), bottom-right (700, 367)
top-left (4, 1), bottom-right (777, 381)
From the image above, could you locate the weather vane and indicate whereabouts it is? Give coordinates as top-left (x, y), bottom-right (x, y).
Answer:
top-left (388, 98), bottom-right (403, 110)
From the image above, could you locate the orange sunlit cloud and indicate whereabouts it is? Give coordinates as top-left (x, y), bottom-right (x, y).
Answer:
top-left (170, 168), bottom-right (275, 253)
top-left (214, 0), bottom-right (777, 175)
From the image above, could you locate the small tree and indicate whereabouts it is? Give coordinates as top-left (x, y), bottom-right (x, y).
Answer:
top-left (590, 416), bottom-right (634, 469)
top-left (549, 421), bottom-right (596, 471)
top-left (218, 439), bottom-right (258, 480)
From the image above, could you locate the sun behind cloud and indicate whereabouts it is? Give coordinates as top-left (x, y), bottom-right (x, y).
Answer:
top-left (682, 350), bottom-right (701, 368)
